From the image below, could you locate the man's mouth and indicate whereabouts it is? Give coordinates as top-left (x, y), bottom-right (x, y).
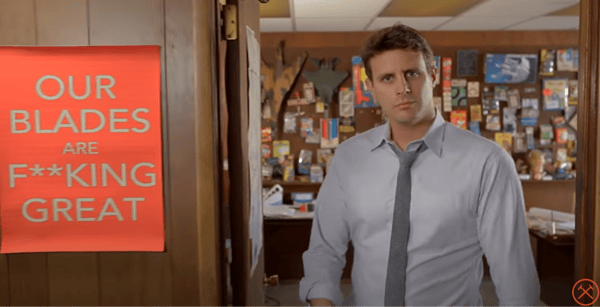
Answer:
top-left (396, 101), bottom-right (415, 108)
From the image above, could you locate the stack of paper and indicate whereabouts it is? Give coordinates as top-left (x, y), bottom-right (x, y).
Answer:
top-left (527, 207), bottom-right (575, 235)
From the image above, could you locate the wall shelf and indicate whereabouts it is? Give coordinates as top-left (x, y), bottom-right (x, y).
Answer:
top-left (263, 180), bottom-right (322, 187)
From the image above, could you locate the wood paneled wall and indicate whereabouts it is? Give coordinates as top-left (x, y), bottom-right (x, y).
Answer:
top-left (0, 0), bottom-right (221, 305)
top-left (261, 30), bottom-right (579, 214)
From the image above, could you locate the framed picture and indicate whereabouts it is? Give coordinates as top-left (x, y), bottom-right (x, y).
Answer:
top-left (457, 49), bottom-right (478, 77)
top-left (484, 54), bottom-right (538, 84)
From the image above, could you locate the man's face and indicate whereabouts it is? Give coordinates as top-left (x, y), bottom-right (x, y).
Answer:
top-left (366, 49), bottom-right (437, 127)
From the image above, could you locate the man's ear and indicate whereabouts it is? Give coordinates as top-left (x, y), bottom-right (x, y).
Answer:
top-left (365, 78), bottom-right (377, 100)
top-left (366, 78), bottom-right (374, 93)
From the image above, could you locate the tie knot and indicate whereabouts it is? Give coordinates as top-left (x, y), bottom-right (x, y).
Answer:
top-left (389, 142), bottom-right (422, 167)
top-left (400, 151), bottom-right (418, 167)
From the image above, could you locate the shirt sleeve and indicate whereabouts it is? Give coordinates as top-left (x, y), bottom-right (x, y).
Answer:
top-left (299, 157), bottom-right (351, 306)
top-left (477, 149), bottom-right (541, 306)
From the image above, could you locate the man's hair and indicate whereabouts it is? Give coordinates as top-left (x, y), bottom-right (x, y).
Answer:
top-left (360, 23), bottom-right (434, 80)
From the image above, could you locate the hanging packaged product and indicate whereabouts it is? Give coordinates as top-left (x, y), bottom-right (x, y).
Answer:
top-left (261, 144), bottom-right (272, 159)
top-left (351, 56), bottom-right (378, 108)
top-left (469, 121), bottom-right (482, 136)
top-left (467, 81), bottom-right (480, 98)
top-left (539, 49), bottom-right (556, 76)
top-left (298, 149), bottom-right (313, 175)
top-left (310, 164), bottom-right (324, 183)
top-left (542, 78), bottom-right (569, 111)
top-left (567, 136), bottom-right (577, 162)
top-left (526, 127), bottom-right (536, 150)
top-left (555, 127), bottom-right (569, 144)
top-left (300, 117), bottom-right (314, 138)
top-left (284, 112), bottom-right (298, 133)
top-left (482, 87), bottom-right (499, 115)
top-left (470, 104), bottom-right (483, 122)
top-left (494, 86), bottom-right (509, 101)
top-left (557, 48), bottom-right (578, 72)
top-left (503, 107), bottom-right (517, 133)
top-left (320, 118), bottom-right (339, 149)
top-left (451, 79), bottom-right (468, 106)
top-left (262, 127), bottom-right (273, 142)
top-left (303, 82), bottom-right (316, 103)
top-left (339, 87), bottom-right (356, 133)
top-left (282, 155), bottom-right (295, 182)
top-left (568, 80), bottom-right (578, 105)
top-left (507, 89), bottom-right (521, 109)
top-left (339, 87), bottom-right (355, 117)
top-left (514, 133), bottom-right (527, 153)
top-left (540, 124), bottom-right (554, 146)
top-left (262, 161), bottom-right (274, 179)
top-left (457, 49), bottom-right (478, 77)
top-left (272, 140), bottom-right (290, 158)
top-left (442, 57), bottom-right (453, 112)
top-left (553, 116), bottom-right (567, 127)
top-left (486, 114), bottom-right (501, 131)
top-left (317, 149), bottom-right (333, 169)
top-left (553, 116), bottom-right (569, 144)
top-left (315, 97), bottom-right (325, 113)
top-left (339, 117), bottom-right (356, 133)
top-left (495, 133), bottom-right (513, 154)
top-left (450, 110), bottom-right (467, 129)
top-left (521, 98), bottom-right (540, 126)
top-left (305, 128), bottom-right (321, 144)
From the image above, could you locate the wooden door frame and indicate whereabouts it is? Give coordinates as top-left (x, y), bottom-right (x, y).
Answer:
top-left (166, 0), bottom-right (223, 304)
top-left (575, 0), bottom-right (599, 301)
top-left (226, 0), bottom-right (265, 305)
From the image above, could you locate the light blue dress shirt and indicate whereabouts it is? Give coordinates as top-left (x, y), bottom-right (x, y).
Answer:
top-left (299, 112), bottom-right (540, 306)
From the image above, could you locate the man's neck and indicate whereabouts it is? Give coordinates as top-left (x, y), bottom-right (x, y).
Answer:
top-left (390, 114), bottom-right (436, 151)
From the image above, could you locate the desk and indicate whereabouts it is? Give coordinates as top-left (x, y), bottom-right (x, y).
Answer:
top-left (529, 229), bottom-right (576, 306)
top-left (263, 216), bottom-right (353, 280)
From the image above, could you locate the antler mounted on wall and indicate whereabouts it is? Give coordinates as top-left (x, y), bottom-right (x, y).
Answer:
top-left (261, 40), bottom-right (308, 125)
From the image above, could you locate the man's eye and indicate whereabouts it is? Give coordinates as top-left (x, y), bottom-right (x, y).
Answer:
top-left (382, 76), bottom-right (393, 81)
top-left (407, 71), bottom-right (419, 77)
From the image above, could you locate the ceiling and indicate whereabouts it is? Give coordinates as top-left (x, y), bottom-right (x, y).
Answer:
top-left (260, 0), bottom-right (580, 32)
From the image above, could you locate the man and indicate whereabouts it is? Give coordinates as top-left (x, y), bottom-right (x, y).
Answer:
top-left (299, 24), bottom-right (540, 306)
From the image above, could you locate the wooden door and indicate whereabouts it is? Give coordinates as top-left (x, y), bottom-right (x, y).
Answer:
top-left (225, 0), bottom-right (266, 305)
top-left (0, 0), bottom-right (222, 305)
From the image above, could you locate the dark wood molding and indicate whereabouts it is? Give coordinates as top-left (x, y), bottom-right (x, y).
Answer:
top-left (165, 0), bottom-right (201, 304)
top-left (193, 0), bottom-right (222, 304)
top-left (262, 30), bottom-right (580, 49)
top-left (226, 0), bottom-right (251, 303)
top-left (227, 0), bottom-right (264, 305)
top-left (575, 0), bottom-right (599, 297)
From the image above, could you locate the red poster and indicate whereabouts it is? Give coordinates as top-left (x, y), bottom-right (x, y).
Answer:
top-left (0, 46), bottom-right (164, 253)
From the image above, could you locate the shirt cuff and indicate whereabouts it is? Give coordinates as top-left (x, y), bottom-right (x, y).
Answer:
top-left (306, 282), bottom-right (344, 306)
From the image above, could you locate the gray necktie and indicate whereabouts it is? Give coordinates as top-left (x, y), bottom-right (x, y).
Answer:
top-left (384, 143), bottom-right (423, 306)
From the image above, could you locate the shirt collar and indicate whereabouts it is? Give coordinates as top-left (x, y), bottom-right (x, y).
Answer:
top-left (370, 111), bottom-right (446, 157)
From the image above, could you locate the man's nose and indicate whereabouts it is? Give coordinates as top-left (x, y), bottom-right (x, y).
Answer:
top-left (396, 76), bottom-right (410, 95)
